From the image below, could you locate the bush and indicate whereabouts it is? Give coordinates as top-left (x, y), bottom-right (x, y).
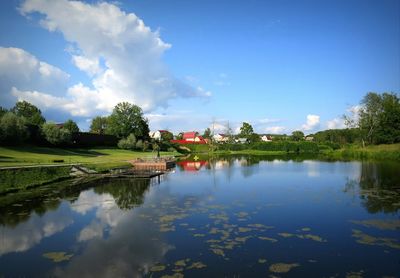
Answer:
top-left (118, 133), bottom-right (137, 150)
top-left (41, 122), bottom-right (72, 145)
top-left (135, 139), bottom-right (143, 150)
top-left (0, 112), bottom-right (28, 144)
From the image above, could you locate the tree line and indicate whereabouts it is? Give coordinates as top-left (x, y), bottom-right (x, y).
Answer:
top-left (0, 101), bottom-right (151, 149)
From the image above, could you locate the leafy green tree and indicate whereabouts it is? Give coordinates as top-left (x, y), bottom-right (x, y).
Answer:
top-left (203, 128), bottom-right (211, 139)
top-left (11, 100), bottom-right (45, 126)
top-left (239, 122), bottom-right (254, 138)
top-left (0, 112), bottom-right (28, 144)
top-left (106, 102), bottom-right (149, 139)
top-left (0, 107), bottom-right (8, 118)
top-left (161, 131), bottom-right (173, 142)
top-left (117, 133), bottom-right (137, 150)
top-left (347, 92), bottom-right (400, 145)
top-left (291, 130), bottom-right (304, 141)
top-left (374, 93), bottom-right (400, 144)
top-left (63, 119), bottom-right (79, 133)
top-left (41, 122), bottom-right (71, 145)
top-left (90, 116), bottom-right (108, 134)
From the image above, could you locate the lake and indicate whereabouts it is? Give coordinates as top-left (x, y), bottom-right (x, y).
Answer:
top-left (0, 156), bottom-right (399, 277)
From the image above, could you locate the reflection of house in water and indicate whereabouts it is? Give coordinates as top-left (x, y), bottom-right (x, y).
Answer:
top-left (214, 160), bottom-right (231, 169)
top-left (177, 160), bottom-right (208, 171)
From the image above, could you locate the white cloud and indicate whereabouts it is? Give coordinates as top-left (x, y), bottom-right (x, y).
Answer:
top-left (326, 117), bottom-right (345, 129)
top-left (264, 126), bottom-right (286, 134)
top-left (72, 55), bottom-right (102, 76)
top-left (301, 114), bottom-right (320, 131)
top-left (0, 47), bottom-right (70, 106)
top-left (17, 0), bottom-right (210, 116)
top-left (258, 118), bottom-right (281, 124)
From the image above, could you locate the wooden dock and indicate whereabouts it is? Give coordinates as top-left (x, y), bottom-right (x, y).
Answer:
top-left (128, 157), bottom-right (176, 171)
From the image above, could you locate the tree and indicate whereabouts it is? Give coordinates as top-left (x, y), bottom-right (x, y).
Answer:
top-left (291, 130), bottom-right (304, 141)
top-left (106, 102), bottom-right (149, 139)
top-left (90, 116), bottom-right (108, 134)
top-left (11, 101), bottom-right (45, 126)
top-left (161, 131), bottom-right (173, 142)
top-left (0, 107), bottom-right (7, 118)
top-left (0, 112), bottom-right (28, 144)
top-left (63, 119), bottom-right (79, 133)
top-left (239, 122), bottom-right (254, 138)
top-left (203, 128), bottom-right (211, 139)
top-left (346, 92), bottom-right (400, 145)
top-left (41, 122), bottom-right (71, 145)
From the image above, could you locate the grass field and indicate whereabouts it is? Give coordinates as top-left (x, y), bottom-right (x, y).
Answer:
top-left (0, 145), bottom-right (179, 168)
top-left (322, 143), bottom-right (400, 161)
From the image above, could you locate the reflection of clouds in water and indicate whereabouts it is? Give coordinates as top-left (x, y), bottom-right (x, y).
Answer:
top-left (303, 160), bottom-right (320, 177)
top-left (70, 190), bottom-right (115, 215)
top-left (55, 208), bottom-right (173, 277)
top-left (0, 210), bottom-right (73, 256)
top-left (77, 221), bottom-right (103, 242)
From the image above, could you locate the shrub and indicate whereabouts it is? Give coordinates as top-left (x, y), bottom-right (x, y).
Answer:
top-left (118, 133), bottom-right (137, 150)
top-left (41, 122), bottom-right (72, 145)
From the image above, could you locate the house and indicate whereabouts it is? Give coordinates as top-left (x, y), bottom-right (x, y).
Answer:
top-left (235, 138), bottom-right (248, 144)
top-left (171, 131), bottom-right (207, 144)
top-left (177, 160), bottom-right (208, 171)
top-left (213, 133), bottom-right (229, 143)
top-left (260, 135), bottom-right (273, 142)
top-left (149, 130), bottom-right (171, 140)
top-left (305, 136), bottom-right (314, 141)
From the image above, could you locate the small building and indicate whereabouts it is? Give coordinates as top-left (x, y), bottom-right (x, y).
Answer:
top-left (171, 131), bottom-right (207, 144)
top-left (235, 138), bottom-right (248, 144)
top-left (149, 130), bottom-right (172, 140)
top-left (260, 135), bottom-right (273, 142)
top-left (305, 136), bottom-right (314, 141)
top-left (213, 133), bottom-right (229, 143)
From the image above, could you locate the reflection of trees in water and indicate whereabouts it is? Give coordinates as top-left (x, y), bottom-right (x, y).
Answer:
top-left (346, 162), bottom-right (400, 214)
top-left (0, 177), bottom-right (151, 227)
top-left (93, 178), bottom-right (150, 210)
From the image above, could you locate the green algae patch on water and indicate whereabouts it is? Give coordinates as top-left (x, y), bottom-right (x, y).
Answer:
top-left (150, 264), bottom-right (166, 272)
top-left (352, 229), bottom-right (400, 249)
top-left (159, 213), bottom-right (189, 223)
top-left (269, 263), bottom-right (300, 273)
top-left (42, 252), bottom-right (73, 263)
top-left (350, 219), bottom-right (400, 231)
top-left (238, 227), bottom-right (252, 233)
top-left (235, 236), bottom-right (252, 243)
top-left (210, 248), bottom-right (225, 257)
top-left (345, 270), bottom-right (364, 278)
top-left (174, 259), bottom-right (188, 267)
top-left (299, 234), bottom-right (327, 242)
top-left (161, 273), bottom-right (184, 278)
top-left (193, 233), bottom-right (205, 237)
top-left (258, 236), bottom-right (278, 243)
top-left (278, 232), bottom-right (295, 238)
top-left (187, 261), bottom-right (207, 269)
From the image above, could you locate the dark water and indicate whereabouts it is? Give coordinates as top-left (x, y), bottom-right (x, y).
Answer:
top-left (0, 156), bottom-right (399, 277)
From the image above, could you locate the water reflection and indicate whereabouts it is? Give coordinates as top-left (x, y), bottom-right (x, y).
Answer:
top-left (0, 157), bottom-right (399, 277)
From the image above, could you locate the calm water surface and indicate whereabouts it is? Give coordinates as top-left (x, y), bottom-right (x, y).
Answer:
top-left (0, 156), bottom-right (399, 277)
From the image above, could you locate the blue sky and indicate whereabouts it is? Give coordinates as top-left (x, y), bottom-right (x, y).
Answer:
top-left (0, 0), bottom-right (399, 134)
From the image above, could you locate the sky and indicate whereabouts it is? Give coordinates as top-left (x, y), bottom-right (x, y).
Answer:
top-left (0, 0), bottom-right (399, 135)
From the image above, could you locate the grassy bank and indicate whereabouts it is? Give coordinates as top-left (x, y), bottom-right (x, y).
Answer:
top-left (322, 143), bottom-right (400, 161)
top-left (0, 146), bottom-right (179, 168)
top-left (0, 166), bottom-right (72, 194)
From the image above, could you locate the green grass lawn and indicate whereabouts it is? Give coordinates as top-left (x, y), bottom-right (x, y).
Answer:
top-left (0, 145), bottom-right (178, 168)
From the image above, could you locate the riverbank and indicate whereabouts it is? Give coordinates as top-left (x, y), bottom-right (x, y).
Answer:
top-left (321, 143), bottom-right (400, 161)
top-left (0, 146), bottom-right (179, 168)
top-left (186, 143), bottom-right (400, 162)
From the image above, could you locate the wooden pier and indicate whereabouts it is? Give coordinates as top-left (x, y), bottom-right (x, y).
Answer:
top-left (128, 157), bottom-right (176, 171)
